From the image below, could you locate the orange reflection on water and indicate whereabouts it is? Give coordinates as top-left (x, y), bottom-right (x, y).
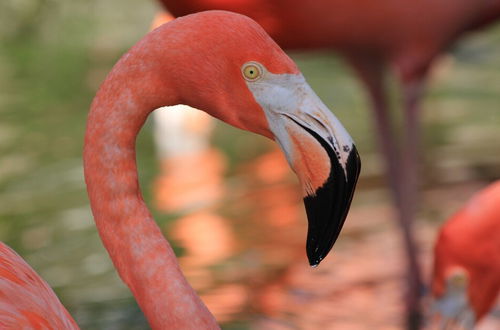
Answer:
top-left (159, 146), bottom-right (306, 323)
top-left (154, 148), bottom-right (227, 212)
top-left (251, 149), bottom-right (290, 184)
top-left (171, 211), bottom-right (237, 268)
top-left (200, 284), bottom-right (249, 323)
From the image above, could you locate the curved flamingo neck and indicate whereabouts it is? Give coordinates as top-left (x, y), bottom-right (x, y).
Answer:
top-left (82, 11), bottom-right (297, 327)
top-left (83, 52), bottom-right (218, 329)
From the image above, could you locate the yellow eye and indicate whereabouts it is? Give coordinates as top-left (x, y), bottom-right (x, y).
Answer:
top-left (242, 62), bottom-right (263, 81)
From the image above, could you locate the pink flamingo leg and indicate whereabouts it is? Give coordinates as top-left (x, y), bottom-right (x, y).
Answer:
top-left (347, 53), bottom-right (425, 329)
top-left (398, 76), bottom-right (428, 329)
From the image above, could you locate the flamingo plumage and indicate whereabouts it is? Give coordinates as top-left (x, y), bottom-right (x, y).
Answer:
top-left (0, 242), bottom-right (78, 329)
top-left (155, 1), bottom-right (500, 326)
top-left (431, 180), bottom-right (500, 329)
top-left (0, 11), bottom-right (360, 329)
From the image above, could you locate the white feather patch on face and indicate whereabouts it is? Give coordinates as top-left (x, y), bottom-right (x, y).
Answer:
top-left (242, 62), bottom-right (354, 176)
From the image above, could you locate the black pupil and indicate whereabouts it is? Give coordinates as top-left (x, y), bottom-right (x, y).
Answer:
top-left (250, 70), bottom-right (254, 74)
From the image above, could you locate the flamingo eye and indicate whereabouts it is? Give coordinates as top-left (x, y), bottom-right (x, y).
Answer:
top-left (242, 62), bottom-right (263, 81)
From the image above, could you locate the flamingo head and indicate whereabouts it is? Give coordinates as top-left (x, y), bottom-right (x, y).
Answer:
top-left (430, 184), bottom-right (500, 328)
top-left (432, 258), bottom-right (500, 327)
top-left (146, 11), bottom-right (361, 265)
top-left (240, 61), bottom-right (361, 266)
top-left (431, 267), bottom-right (476, 329)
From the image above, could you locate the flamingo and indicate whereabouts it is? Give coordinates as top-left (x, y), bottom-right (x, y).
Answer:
top-left (1, 11), bottom-right (360, 329)
top-left (155, 1), bottom-right (500, 326)
top-left (83, 10), bottom-right (359, 328)
top-left (431, 180), bottom-right (500, 329)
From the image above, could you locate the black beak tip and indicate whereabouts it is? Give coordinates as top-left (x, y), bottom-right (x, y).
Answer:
top-left (304, 145), bottom-right (361, 265)
top-left (308, 255), bottom-right (323, 268)
top-left (285, 117), bottom-right (361, 265)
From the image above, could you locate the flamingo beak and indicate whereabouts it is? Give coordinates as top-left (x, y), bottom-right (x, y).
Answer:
top-left (245, 71), bottom-right (361, 266)
top-left (292, 119), bottom-right (360, 266)
top-left (275, 107), bottom-right (361, 267)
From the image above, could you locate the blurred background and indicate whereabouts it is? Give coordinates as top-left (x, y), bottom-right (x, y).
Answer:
top-left (0, 0), bottom-right (499, 329)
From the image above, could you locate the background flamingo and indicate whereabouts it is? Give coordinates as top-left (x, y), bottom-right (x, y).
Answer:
top-left (154, 1), bottom-right (500, 326)
top-left (431, 180), bottom-right (500, 329)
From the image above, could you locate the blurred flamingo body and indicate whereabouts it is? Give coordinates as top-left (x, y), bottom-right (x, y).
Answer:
top-left (157, 1), bottom-right (500, 326)
top-left (0, 242), bottom-right (78, 329)
top-left (432, 181), bottom-right (500, 328)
